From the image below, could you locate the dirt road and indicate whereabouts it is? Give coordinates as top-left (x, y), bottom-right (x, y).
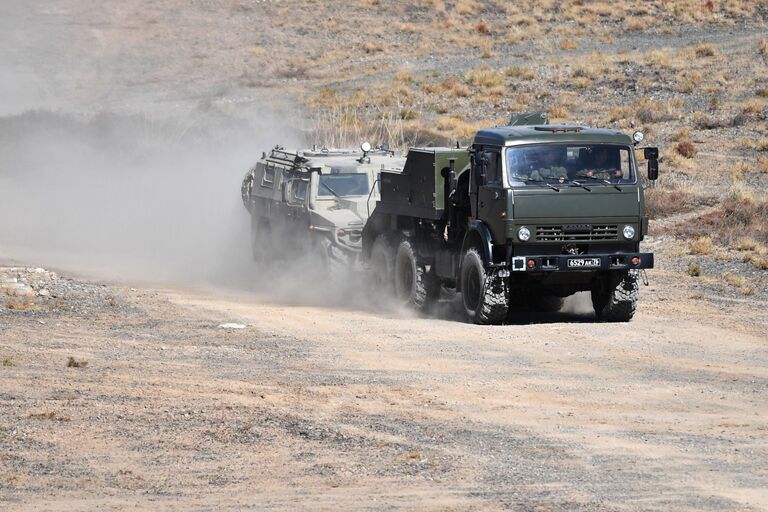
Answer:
top-left (1, 257), bottom-right (766, 511)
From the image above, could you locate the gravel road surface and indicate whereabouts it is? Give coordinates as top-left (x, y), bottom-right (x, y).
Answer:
top-left (1, 258), bottom-right (766, 511)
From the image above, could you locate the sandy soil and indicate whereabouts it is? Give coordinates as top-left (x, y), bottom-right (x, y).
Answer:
top-left (1, 257), bottom-right (766, 511)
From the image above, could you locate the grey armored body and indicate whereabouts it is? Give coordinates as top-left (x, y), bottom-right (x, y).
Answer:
top-left (241, 144), bottom-right (405, 271)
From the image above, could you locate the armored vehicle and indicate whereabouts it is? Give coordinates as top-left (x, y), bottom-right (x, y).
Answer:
top-left (362, 114), bottom-right (659, 324)
top-left (241, 144), bottom-right (405, 269)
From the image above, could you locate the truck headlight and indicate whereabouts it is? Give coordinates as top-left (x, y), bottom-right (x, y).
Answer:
top-left (623, 225), bottom-right (636, 240)
top-left (518, 226), bottom-right (531, 242)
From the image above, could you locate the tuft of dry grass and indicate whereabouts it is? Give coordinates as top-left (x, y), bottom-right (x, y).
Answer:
top-left (689, 236), bottom-right (714, 255)
top-left (67, 357), bottom-right (88, 368)
top-left (741, 99), bottom-right (766, 115)
top-left (465, 66), bottom-right (504, 89)
top-left (505, 66), bottom-right (536, 80)
top-left (422, 77), bottom-right (471, 98)
top-left (734, 237), bottom-right (758, 251)
top-left (2, 358), bottom-right (13, 367)
top-left (644, 187), bottom-right (697, 219)
top-left (560, 39), bottom-right (578, 50)
top-left (743, 252), bottom-right (768, 270)
top-left (759, 38), bottom-right (768, 55)
top-left (28, 412), bottom-right (71, 422)
top-left (694, 43), bottom-right (717, 57)
top-left (5, 300), bottom-right (36, 311)
top-left (687, 262), bottom-right (701, 277)
top-left (675, 141), bottom-right (697, 158)
top-left (475, 22), bottom-right (491, 35)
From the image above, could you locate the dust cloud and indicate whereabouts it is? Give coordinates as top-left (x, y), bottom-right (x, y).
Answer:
top-left (0, 110), bottom-right (293, 289)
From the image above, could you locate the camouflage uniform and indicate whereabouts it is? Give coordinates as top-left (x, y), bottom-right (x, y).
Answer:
top-left (531, 165), bottom-right (567, 181)
top-left (576, 167), bottom-right (622, 180)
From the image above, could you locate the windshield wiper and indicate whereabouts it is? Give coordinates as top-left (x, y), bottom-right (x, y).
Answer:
top-left (321, 182), bottom-right (343, 199)
top-left (568, 180), bottom-right (592, 192)
top-left (516, 176), bottom-right (560, 191)
top-left (578, 175), bottom-right (622, 191)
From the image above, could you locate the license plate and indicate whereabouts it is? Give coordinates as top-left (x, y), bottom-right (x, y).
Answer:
top-left (568, 257), bottom-right (600, 268)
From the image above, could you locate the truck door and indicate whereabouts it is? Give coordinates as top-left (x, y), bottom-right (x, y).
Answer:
top-left (476, 149), bottom-right (506, 243)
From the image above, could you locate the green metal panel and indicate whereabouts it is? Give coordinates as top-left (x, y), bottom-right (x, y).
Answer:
top-left (380, 147), bottom-right (469, 214)
top-left (511, 187), bottom-right (641, 220)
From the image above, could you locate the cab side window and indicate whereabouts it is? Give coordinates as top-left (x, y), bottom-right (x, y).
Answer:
top-left (485, 151), bottom-right (501, 185)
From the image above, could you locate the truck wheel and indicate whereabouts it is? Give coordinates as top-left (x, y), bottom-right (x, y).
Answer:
top-left (394, 239), bottom-right (439, 311)
top-left (370, 235), bottom-right (394, 294)
top-left (460, 247), bottom-right (508, 325)
top-left (591, 270), bottom-right (639, 322)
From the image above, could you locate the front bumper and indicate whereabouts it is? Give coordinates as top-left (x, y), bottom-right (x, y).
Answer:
top-left (510, 252), bottom-right (654, 272)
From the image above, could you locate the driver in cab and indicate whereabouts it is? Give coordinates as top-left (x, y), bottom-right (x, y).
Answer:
top-left (576, 148), bottom-right (623, 181)
top-left (530, 148), bottom-right (567, 183)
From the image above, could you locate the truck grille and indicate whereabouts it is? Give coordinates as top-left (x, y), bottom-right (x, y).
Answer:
top-left (535, 225), bottom-right (618, 241)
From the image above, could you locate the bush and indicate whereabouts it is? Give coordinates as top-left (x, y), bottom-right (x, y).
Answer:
top-left (675, 141), bottom-right (696, 158)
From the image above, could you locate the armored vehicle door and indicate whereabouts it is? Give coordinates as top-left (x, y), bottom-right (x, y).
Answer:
top-left (474, 148), bottom-right (506, 243)
top-left (279, 175), bottom-right (309, 240)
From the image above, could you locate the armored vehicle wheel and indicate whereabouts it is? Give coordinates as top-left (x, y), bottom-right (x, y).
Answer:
top-left (370, 235), bottom-right (394, 294)
top-left (393, 239), bottom-right (439, 311)
top-left (250, 217), bottom-right (272, 263)
top-left (460, 248), bottom-right (508, 325)
top-left (591, 270), bottom-right (639, 322)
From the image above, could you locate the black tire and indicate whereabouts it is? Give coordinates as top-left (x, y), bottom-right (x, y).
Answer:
top-left (591, 270), bottom-right (639, 322)
top-left (370, 235), bottom-right (394, 294)
top-left (460, 247), bottom-right (508, 325)
top-left (393, 239), bottom-right (440, 311)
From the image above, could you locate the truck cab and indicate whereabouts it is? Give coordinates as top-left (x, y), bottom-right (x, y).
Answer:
top-left (363, 116), bottom-right (659, 324)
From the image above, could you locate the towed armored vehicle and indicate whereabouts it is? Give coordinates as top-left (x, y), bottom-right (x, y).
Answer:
top-left (362, 113), bottom-right (659, 324)
top-left (241, 144), bottom-right (405, 269)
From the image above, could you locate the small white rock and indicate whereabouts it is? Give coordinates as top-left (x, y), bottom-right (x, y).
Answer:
top-left (218, 323), bottom-right (246, 329)
top-left (38, 289), bottom-right (51, 297)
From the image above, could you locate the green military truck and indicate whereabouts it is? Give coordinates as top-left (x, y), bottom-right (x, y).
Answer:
top-left (362, 114), bottom-right (659, 324)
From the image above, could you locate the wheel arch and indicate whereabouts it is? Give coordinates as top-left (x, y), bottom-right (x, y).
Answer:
top-left (461, 221), bottom-right (493, 266)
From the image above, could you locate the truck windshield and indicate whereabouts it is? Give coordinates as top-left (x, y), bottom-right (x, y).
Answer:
top-left (318, 173), bottom-right (369, 197)
top-left (506, 144), bottom-right (635, 186)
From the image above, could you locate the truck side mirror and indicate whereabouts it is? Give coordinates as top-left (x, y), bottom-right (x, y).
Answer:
top-left (647, 159), bottom-right (659, 181)
top-left (644, 147), bottom-right (659, 160)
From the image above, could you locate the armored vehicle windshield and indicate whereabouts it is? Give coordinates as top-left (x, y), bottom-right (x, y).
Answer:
top-left (318, 172), bottom-right (370, 197)
top-left (506, 144), bottom-right (636, 185)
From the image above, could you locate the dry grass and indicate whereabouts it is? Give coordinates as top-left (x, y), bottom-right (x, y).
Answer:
top-left (688, 236), bottom-right (714, 255)
top-left (759, 38), bottom-right (768, 55)
top-left (674, 186), bottom-right (768, 245)
top-left (687, 262), bottom-right (701, 277)
top-left (2, 358), bottom-right (13, 367)
top-left (465, 66), bottom-right (504, 89)
top-left (694, 43), bottom-right (717, 57)
top-left (644, 186), bottom-right (699, 219)
top-left (5, 300), bottom-right (36, 311)
top-left (675, 141), bottom-right (697, 158)
top-left (28, 411), bottom-right (71, 422)
top-left (422, 77), bottom-right (471, 98)
top-left (505, 66), bottom-right (536, 80)
top-left (67, 357), bottom-right (89, 368)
